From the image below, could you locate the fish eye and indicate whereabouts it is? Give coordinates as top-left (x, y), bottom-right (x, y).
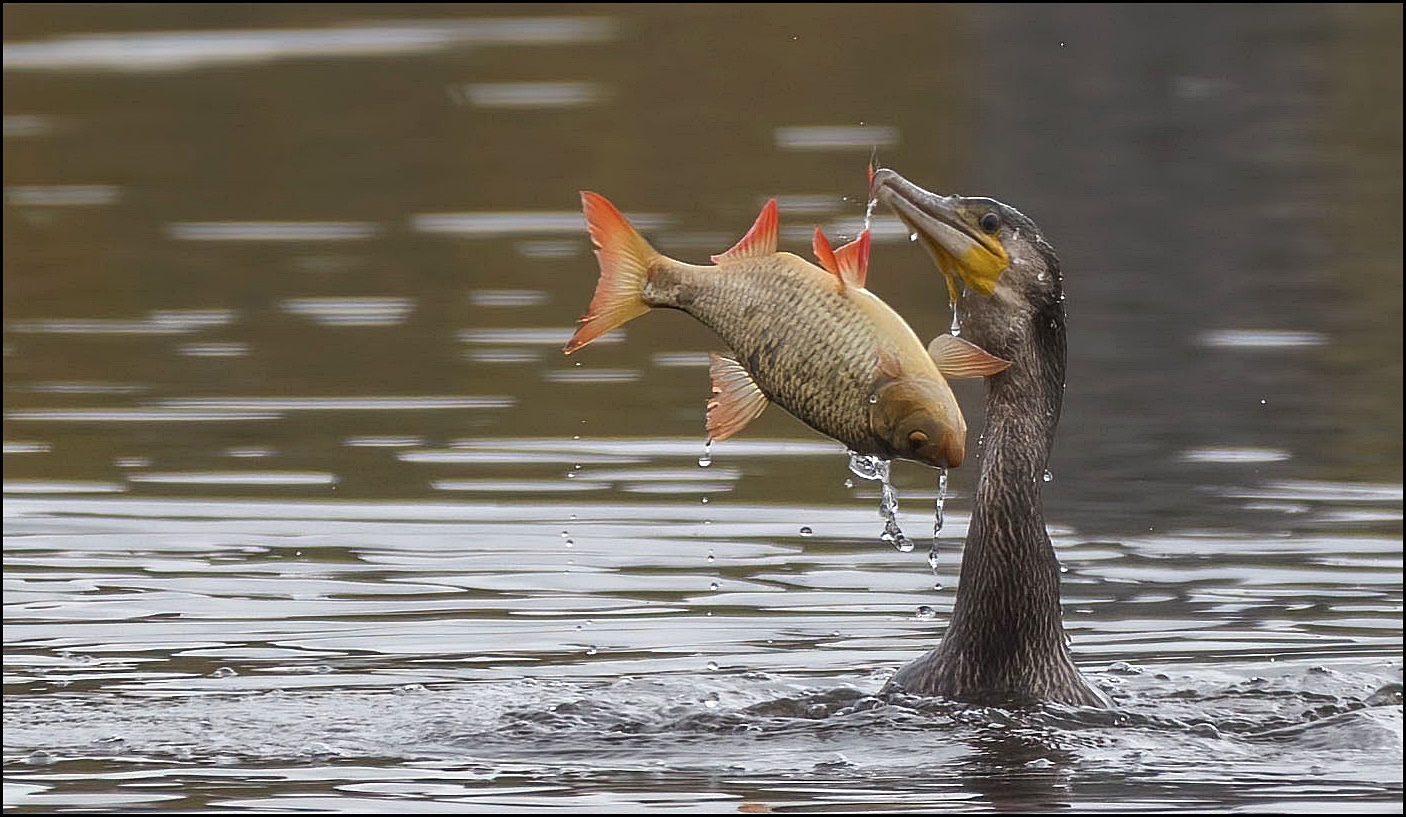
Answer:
top-left (979, 212), bottom-right (1001, 233)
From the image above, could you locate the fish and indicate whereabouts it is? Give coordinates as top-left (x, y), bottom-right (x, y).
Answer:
top-left (563, 192), bottom-right (1011, 469)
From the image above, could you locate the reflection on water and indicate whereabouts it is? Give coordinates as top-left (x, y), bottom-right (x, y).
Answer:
top-left (3, 2), bottom-right (1401, 813)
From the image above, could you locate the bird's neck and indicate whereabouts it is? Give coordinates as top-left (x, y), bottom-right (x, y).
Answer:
top-left (938, 313), bottom-right (1079, 689)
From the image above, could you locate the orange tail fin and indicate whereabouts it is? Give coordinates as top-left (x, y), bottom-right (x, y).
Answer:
top-left (565, 192), bottom-right (661, 354)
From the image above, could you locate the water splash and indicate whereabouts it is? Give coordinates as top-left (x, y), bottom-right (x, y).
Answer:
top-left (929, 467), bottom-right (948, 577)
top-left (847, 452), bottom-right (912, 552)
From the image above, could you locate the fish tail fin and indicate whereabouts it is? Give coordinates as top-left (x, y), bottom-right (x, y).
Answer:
top-left (565, 192), bottom-right (661, 354)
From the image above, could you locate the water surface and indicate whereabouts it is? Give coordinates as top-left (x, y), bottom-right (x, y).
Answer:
top-left (4, 4), bottom-right (1402, 813)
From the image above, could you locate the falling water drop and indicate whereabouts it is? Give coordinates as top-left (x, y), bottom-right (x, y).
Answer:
top-left (864, 196), bottom-right (878, 231)
top-left (1042, 469), bottom-right (1053, 483)
top-left (916, 605), bottom-right (937, 620)
top-left (709, 581), bottom-right (719, 591)
top-left (706, 549), bottom-right (716, 563)
top-left (843, 478), bottom-right (855, 489)
top-left (848, 452), bottom-right (912, 551)
top-left (799, 526), bottom-right (813, 537)
top-left (909, 232), bottom-right (919, 242)
top-left (698, 439), bottom-right (713, 468)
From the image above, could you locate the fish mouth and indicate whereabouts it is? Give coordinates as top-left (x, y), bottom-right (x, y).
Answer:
top-left (870, 168), bottom-right (1009, 302)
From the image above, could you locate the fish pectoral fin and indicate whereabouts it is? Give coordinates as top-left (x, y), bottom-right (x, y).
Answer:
top-left (711, 199), bottom-right (779, 264)
top-left (706, 353), bottom-right (770, 441)
top-left (927, 334), bottom-right (1012, 378)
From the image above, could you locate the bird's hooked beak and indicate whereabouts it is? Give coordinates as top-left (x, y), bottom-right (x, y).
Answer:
top-left (869, 168), bottom-right (1010, 304)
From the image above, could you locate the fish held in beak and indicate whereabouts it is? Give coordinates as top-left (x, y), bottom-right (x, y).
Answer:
top-left (869, 168), bottom-right (1010, 301)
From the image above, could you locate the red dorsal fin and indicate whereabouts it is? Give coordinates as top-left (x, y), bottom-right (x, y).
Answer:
top-left (832, 229), bottom-right (871, 289)
top-left (812, 227), bottom-right (840, 278)
top-left (706, 353), bottom-right (770, 441)
top-left (711, 199), bottom-right (779, 264)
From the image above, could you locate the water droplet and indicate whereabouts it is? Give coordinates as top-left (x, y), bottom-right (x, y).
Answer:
top-left (916, 605), bottom-right (937, 620)
top-left (563, 539), bottom-right (574, 548)
top-left (909, 232), bottom-right (919, 242)
top-left (706, 661), bottom-right (720, 672)
top-left (848, 452), bottom-right (911, 551)
top-left (706, 549), bottom-right (715, 563)
top-left (211, 666), bottom-right (237, 678)
top-left (700, 496), bottom-right (709, 504)
top-left (585, 645), bottom-right (598, 655)
top-left (867, 393), bottom-right (879, 404)
top-left (709, 581), bottom-right (719, 591)
top-left (1260, 398), bottom-right (1266, 405)
top-left (843, 478), bottom-right (854, 489)
top-left (572, 434), bottom-right (580, 441)
top-left (1043, 469), bottom-right (1053, 483)
top-left (698, 439), bottom-right (713, 467)
top-left (926, 544), bottom-right (940, 572)
top-left (799, 526), bottom-right (813, 537)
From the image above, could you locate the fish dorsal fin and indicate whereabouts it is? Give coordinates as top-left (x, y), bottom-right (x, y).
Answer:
top-left (832, 230), bottom-right (871, 289)
top-left (711, 199), bottom-right (779, 264)
top-left (812, 227), bottom-right (841, 279)
top-left (706, 353), bottom-right (770, 441)
top-left (927, 334), bottom-right (1012, 378)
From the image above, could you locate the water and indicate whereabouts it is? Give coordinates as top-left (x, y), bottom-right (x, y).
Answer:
top-left (4, 4), bottom-right (1402, 813)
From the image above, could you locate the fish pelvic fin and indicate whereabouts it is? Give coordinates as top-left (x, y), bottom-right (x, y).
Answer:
top-left (927, 334), bottom-right (1012, 378)
top-left (832, 230), bottom-right (871, 289)
top-left (813, 228), bottom-right (870, 290)
top-left (711, 199), bottom-right (779, 264)
top-left (565, 191), bottom-right (661, 354)
top-left (706, 353), bottom-right (770, 441)
top-left (812, 227), bottom-right (841, 278)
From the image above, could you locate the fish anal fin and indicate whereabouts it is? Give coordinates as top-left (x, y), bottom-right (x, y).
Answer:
top-left (711, 199), bottom-right (779, 264)
top-left (927, 334), bottom-right (1012, 378)
top-left (833, 230), bottom-right (871, 289)
top-left (706, 353), bottom-right (770, 441)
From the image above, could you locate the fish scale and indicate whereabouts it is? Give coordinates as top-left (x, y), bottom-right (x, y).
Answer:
top-left (647, 256), bottom-right (887, 452)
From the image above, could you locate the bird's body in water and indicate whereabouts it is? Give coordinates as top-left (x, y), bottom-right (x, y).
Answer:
top-left (871, 168), bottom-right (1109, 708)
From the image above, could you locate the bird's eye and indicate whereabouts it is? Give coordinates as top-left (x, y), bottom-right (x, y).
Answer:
top-left (979, 212), bottom-right (1001, 233)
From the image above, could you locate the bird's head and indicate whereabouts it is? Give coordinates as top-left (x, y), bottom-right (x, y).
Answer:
top-left (870, 168), bottom-right (1063, 362)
